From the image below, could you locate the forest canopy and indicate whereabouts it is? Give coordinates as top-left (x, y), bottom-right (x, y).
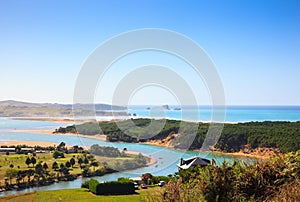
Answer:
top-left (55, 119), bottom-right (300, 153)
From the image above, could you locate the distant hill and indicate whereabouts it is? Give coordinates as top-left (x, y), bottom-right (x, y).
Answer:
top-left (0, 100), bottom-right (127, 117)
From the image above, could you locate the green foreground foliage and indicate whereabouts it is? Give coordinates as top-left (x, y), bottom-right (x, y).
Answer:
top-left (147, 151), bottom-right (300, 202)
top-left (56, 119), bottom-right (300, 153)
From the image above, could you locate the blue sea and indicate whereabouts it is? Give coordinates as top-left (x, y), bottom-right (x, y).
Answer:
top-left (125, 105), bottom-right (300, 123)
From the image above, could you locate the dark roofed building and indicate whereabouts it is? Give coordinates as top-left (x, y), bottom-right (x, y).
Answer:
top-left (177, 156), bottom-right (210, 170)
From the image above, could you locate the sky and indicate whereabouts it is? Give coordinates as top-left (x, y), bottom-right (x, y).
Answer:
top-left (0, 0), bottom-right (299, 105)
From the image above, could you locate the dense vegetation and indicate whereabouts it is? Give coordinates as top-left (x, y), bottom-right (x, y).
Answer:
top-left (56, 119), bottom-right (300, 153)
top-left (89, 144), bottom-right (150, 171)
top-left (146, 151), bottom-right (300, 202)
top-left (90, 144), bottom-right (122, 157)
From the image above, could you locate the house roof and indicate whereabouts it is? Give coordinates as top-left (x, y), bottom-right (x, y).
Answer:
top-left (177, 156), bottom-right (210, 169)
top-left (0, 148), bottom-right (15, 151)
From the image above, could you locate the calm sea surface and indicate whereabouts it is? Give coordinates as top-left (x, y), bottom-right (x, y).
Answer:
top-left (127, 105), bottom-right (300, 122)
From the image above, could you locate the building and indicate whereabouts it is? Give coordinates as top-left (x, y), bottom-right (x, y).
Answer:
top-left (177, 156), bottom-right (211, 170)
top-left (20, 148), bottom-right (35, 152)
top-left (0, 148), bottom-right (15, 153)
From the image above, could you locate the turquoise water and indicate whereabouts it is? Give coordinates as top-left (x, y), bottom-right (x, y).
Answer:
top-left (127, 106), bottom-right (300, 122)
top-left (0, 118), bottom-right (256, 196)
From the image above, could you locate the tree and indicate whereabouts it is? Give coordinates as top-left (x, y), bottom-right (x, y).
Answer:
top-left (31, 157), bottom-right (36, 167)
top-left (70, 158), bottom-right (75, 168)
top-left (78, 157), bottom-right (83, 167)
top-left (52, 161), bottom-right (59, 171)
top-left (26, 169), bottom-right (34, 183)
top-left (84, 157), bottom-right (89, 165)
top-left (90, 161), bottom-right (99, 172)
top-left (59, 163), bottom-right (65, 176)
top-left (9, 164), bottom-right (14, 169)
top-left (43, 162), bottom-right (48, 170)
top-left (35, 163), bottom-right (43, 176)
top-left (141, 173), bottom-right (153, 185)
top-left (53, 150), bottom-right (64, 159)
top-left (5, 169), bottom-right (18, 185)
top-left (57, 142), bottom-right (66, 151)
top-left (25, 157), bottom-right (31, 168)
top-left (65, 161), bottom-right (71, 168)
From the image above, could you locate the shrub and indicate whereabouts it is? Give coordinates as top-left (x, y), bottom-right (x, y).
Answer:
top-left (88, 179), bottom-right (99, 194)
top-left (81, 180), bottom-right (90, 189)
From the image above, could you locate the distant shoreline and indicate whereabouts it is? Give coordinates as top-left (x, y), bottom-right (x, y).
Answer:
top-left (8, 117), bottom-right (239, 124)
top-left (0, 139), bottom-right (58, 147)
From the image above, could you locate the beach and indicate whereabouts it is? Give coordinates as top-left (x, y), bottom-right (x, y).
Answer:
top-left (0, 139), bottom-right (58, 147)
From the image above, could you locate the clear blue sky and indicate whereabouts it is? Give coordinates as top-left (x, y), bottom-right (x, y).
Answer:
top-left (0, 0), bottom-right (299, 105)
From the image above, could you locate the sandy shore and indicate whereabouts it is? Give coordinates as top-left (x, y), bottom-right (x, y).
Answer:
top-left (124, 150), bottom-right (157, 166)
top-left (139, 139), bottom-right (276, 159)
top-left (0, 139), bottom-right (58, 147)
top-left (9, 117), bottom-right (76, 123)
top-left (13, 128), bottom-right (107, 141)
top-left (9, 117), bottom-right (125, 123)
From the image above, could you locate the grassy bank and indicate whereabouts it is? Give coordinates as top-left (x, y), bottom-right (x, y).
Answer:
top-left (0, 187), bottom-right (160, 202)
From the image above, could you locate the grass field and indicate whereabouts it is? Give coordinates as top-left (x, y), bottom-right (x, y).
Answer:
top-left (0, 187), bottom-right (160, 202)
top-left (0, 153), bottom-right (87, 185)
top-left (0, 152), bottom-right (144, 186)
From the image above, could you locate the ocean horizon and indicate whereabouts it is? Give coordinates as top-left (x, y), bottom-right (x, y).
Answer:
top-left (125, 105), bottom-right (300, 123)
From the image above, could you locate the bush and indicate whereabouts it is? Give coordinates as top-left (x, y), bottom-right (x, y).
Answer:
top-left (81, 180), bottom-right (90, 189)
top-left (53, 150), bottom-right (65, 158)
top-left (88, 179), bottom-right (99, 194)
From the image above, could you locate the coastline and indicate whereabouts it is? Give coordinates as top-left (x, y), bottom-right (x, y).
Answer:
top-left (140, 140), bottom-right (274, 159)
top-left (0, 139), bottom-right (58, 147)
top-left (9, 117), bottom-right (76, 123)
top-left (12, 128), bottom-right (274, 159)
top-left (7, 117), bottom-right (239, 124)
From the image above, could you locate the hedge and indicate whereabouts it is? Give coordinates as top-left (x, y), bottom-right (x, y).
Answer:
top-left (97, 181), bottom-right (135, 195)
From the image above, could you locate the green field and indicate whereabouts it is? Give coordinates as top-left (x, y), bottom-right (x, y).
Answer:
top-left (0, 151), bottom-right (147, 186)
top-left (0, 187), bottom-right (160, 202)
top-left (0, 153), bottom-right (89, 185)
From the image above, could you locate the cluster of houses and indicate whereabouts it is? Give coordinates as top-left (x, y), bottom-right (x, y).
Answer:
top-left (0, 147), bottom-right (46, 153)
